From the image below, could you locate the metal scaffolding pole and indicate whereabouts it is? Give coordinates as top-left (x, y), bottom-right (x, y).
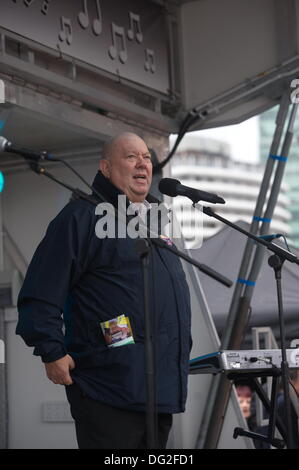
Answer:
top-left (241, 102), bottom-right (298, 309)
top-left (198, 90), bottom-right (292, 449)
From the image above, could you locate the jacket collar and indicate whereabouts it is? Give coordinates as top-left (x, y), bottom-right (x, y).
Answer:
top-left (91, 171), bottom-right (171, 236)
top-left (91, 170), bottom-right (161, 207)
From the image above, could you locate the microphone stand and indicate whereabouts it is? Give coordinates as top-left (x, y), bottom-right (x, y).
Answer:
top-left (131, 230), bottom-right (233, 449)
top-left (135, 238), bottom-right (158, 449)
top-left (28, 161), bottom-right (100, 205)
top-left (21, 158), bottom-right (233, 450)
top-left (197, 204), bottom-right (298, 449)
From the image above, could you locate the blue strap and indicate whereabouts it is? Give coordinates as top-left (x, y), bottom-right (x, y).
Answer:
top-left (0, 120), bottom-right (5, 131)
top-left (237, 278), bottom-right (256, 287)
top-left (269, 154), bottom-right (288, 162)
top-left (253, 216), bottom-right (272, 223)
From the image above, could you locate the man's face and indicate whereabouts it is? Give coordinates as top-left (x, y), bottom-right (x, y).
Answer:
top-left (100, 134), bottom-right (153, 202)
top-left (236, 386), bottom-right (252, 419)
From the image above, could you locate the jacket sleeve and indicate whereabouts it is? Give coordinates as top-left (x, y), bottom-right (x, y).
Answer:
top-left (16, 201), bottom-right (96, 363)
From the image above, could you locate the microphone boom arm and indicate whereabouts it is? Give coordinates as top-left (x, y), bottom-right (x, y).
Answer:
top-left (202, 205), bottom-right (299, 265)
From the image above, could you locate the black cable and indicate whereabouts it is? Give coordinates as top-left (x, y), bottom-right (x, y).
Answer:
top-left (47, 157), bottom-right (106, 203)
top-left (153, 110), bottom-right (202, 174)
top-left (281, 235), bottom-right (292, 253)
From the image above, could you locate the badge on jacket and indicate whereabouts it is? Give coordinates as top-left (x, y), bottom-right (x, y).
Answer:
top-left (159, 234), bottom-right (173, 246)
top-left (100, 315), bottom-right (135, 348)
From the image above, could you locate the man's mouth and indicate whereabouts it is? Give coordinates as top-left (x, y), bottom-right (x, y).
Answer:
top-left (133, 175), bottom-right (147, 182)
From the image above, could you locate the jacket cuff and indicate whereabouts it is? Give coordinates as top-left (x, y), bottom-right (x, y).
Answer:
top-left (39, 347), bottom-right (67, 363)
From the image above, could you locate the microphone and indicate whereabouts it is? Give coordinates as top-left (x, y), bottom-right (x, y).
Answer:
top-left (158, 178), bottom-right (225, 204)
top-left (0, 136), bottom-right (54, 161)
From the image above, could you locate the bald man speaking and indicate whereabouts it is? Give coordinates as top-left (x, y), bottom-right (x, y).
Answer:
top-left (16, 132), bottom-right (192, 449)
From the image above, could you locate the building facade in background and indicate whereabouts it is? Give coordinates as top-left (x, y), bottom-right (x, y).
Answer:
top-left (170, 134), bottom-right (291, 248)
top-left (259, 106), bottom-right (299, 247)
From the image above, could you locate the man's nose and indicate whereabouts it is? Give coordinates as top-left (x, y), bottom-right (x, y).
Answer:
top-left (135, 156), bottom-right (146, 167)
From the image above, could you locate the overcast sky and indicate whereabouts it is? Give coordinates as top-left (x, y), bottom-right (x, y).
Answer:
top-left (186, 115), bottom-right (261, 164)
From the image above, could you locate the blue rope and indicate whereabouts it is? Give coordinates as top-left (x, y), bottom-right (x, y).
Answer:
top-left (269, 154), bottom-right (288, 162)
top-left (237, 278), bottom-right (256, 287)
top-left (253, 216), bottom-right (272, 223)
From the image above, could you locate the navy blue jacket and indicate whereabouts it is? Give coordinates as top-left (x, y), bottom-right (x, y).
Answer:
top-left (16, 171), bottom-right (192, 413)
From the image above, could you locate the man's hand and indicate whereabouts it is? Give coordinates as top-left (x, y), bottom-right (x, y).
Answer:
top-left (44, 354), bottom-right (75, 386)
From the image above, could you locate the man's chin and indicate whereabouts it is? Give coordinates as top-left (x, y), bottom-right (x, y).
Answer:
top-left (130, 186), bottom-right (149, 199)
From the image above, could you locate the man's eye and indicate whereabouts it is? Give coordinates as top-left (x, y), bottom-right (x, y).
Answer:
top-left (126, 154), bottom-right (151, 162)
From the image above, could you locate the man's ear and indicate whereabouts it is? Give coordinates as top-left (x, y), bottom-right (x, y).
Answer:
top-left (100, 159), bottom-right (110, 178)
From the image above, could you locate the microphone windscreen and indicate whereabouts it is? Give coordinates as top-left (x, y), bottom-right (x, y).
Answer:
top-left (158, 178), bottom-right (180, 197)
